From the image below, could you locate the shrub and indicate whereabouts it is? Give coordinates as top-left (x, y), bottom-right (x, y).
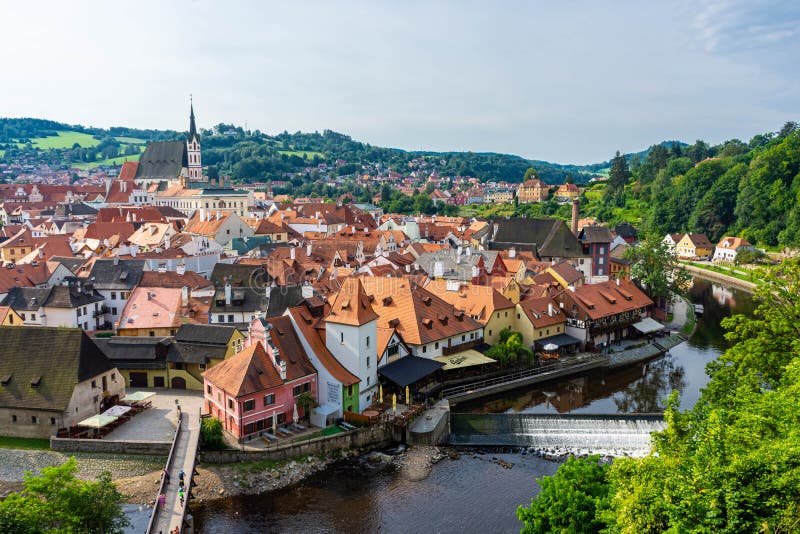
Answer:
top-left (200, 417), bottom-right (226, 450)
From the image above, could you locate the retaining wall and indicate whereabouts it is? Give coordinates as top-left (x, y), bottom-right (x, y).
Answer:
top-left (199, 424), bottom-right (393, 464)
top-left (50, 437), bottom-right (172, 455)
top-left (681, 263), bottom-right (757, 292)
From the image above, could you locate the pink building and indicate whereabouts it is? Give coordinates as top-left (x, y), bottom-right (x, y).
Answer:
top-left (202, 315), bottom-right (317, 441)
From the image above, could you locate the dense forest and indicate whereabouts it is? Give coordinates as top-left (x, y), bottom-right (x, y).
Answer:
top-left (567, 121), bottom-right (799, 248)
top-left (517, 261), bottom-right (800, 533)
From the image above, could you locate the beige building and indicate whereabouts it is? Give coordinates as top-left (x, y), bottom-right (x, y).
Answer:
top-left (155, 182), bottom-right (254, 217)
top-left (516, 179), bottom-right (550, 203)
top-left (0, 327), bottom-right (124, 438)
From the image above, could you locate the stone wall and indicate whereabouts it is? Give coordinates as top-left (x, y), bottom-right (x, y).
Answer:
top-left (200, 424), bottom-right (393, 464)
top-left (407, 400), bottom-right (450, 446)
top-left (50, 437), bottom-right (172, 455)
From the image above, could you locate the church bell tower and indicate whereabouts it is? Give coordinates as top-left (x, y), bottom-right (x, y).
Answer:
top-left (187, 97), bottom-right (204, 182)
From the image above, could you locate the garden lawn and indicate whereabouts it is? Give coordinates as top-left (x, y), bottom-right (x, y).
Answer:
top-left (278, 149), bottom-right (325, 159)
top-left (0, 436), bottom-right (50, 450)
top-left (29, 131), bottom-right (100, 149)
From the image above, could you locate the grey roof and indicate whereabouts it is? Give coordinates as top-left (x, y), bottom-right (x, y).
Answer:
top-left (49, 256), bottom-right (87, 275)
top-left (54, 203), bottom-right (97, 217)
top-left (1, 285), bottom-right (104, 311)
top-left (265, 285), bottom-right (306, 317)
top-left (579, 225), bottom-right (614, 244)
top-left (134, 141), bottom-right (188, 181)
top-left (489, 218), bottom-right (586, 259)
top-left (0, 328), bottom-right (116, 411)
top-left (175, 323), bottom-right (240, 345)
top-left (199, 187), bottom-right (246, 196)
top-left (85, 259), bottom-right (146, 290)
top-left (92, 337), bottom-right (170, 370)
top-left (209, 285), bottom-right (306, 316)
top-left (416, 250), bottom-right (482, 282)
top-left (167, 342), bottom-right (227, 365)
top-left (210, 263), bottom-right (269, 287)
top-left (614, 222), bottom-right (638, 240)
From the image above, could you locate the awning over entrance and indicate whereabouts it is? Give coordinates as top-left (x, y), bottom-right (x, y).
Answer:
top-left (434, 349), bottom-right (496, 371)
top-left (379, 356), bottom-right (444, 387)
top-left (535, 333), bottom-right (582, 348)
top-left (632, 317), bottom-right (665, 334)
top-left (78, 414), bottom-right (118, 428)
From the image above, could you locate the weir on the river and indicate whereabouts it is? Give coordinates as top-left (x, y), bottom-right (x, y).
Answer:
top-left (449, 413), bottom-right (665, 456)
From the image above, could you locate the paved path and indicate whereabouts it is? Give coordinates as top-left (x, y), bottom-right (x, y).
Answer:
top-left (151, 411), bottom-right (200, 534)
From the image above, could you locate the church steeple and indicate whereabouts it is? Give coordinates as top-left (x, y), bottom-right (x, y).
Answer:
top-left (187, 96), bottom-right (204, 181)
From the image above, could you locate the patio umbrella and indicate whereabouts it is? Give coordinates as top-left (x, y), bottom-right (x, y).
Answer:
top-left (392, 393), bottom-right (397, 414)
top-left (543, 343), bottom-right (559, 351)
top-left (272, 416), bottom-right (277, 435)
top-left (405, 386), bottom-right (410, 404)
top-left (292, 404), bottom-right (299, 425)
top-left (379, 384), bottom-right (383, 404)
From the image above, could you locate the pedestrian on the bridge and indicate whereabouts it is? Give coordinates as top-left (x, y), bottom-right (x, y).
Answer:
top-left (178, 469), bottom-right (185, 483)
top-left (163, 469), bottom-right (170, 485)
top-left (158, 493), bottom-right (165, 508)
top-left (178, 487), bottom-right (185, 506)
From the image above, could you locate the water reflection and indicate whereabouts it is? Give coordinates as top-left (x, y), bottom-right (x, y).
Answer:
top-left (460, 278), bottom-right (754, 415)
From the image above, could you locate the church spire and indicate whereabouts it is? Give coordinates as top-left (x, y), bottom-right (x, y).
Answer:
top-left (188, 95), bottom-right (198, 142)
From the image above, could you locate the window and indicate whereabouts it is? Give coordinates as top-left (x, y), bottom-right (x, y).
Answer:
top-left (340, 332), bottom-right (344, 344)
top-left (598, 258), bottom-right (604, 265)
top-left (31, 416), bottom-right (39, 424)
top-left (228, 314), bottom-right (234, 323)
top-left (422, 345), bottom-right (427, 353)
top-left (207, 385), bottom-right (212, 394)
top-left (435, 342), bottom-right (439, 350)
top-left (366, 336), bottom-right (370, 348)
top-left (111, 292), bottom-right (117, 300)
top-left (199, 363), bottom-right (206, 371)
top-left (546, 329), bottom-right (550, 335)
top-left (470, 333), bottom-right (474, 339)
top-left (11, 415), bottom-right (17, 423)
top-left (227, 399), bottom-right (234, 410)
top-left (31, 314), bottom-right (36, 321)
top-left (111, 373), bottom-right (116, 381)
top-left (293, 383), bottom-right (310, 397)
top-left (217, 315), bottom-right (224, 323)
top-left (149, 331), bottom-right (155, 337)
top-left (277, 412), bottom-right (286, 425)
top-left (366, 356), bottom-right (370, 368)
top-left (243, 399), bottom-right (255, 412)
top-left (93, 395), bottom-right (99, 404)
top-left (505, 311), bottom-right (508, 317)
top-left (461, 335), bottom-right (466, 341)
top-left (488, 330), bottom-right (493, 336)
top-left (112, 307), bottom-right (118, 315)
top-left (217, 392), bottom-right (221, 401)
top-left (20, 313), bottom-right (25, 321)
top-left (264, 394), bottom-right (275, 406)
top-left (50, 417), bottom-right (56, 425)
top-left (367, 376), bottom-right (370, 386)
top-left (91, 380), bottom-right (96, 388)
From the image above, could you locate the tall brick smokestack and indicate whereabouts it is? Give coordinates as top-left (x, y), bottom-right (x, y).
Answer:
top-left (571, 199), bottom-right (579, 236)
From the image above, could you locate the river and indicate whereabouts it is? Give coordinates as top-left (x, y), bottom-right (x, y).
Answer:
top-left (192, 278), bottom-right (755, 534)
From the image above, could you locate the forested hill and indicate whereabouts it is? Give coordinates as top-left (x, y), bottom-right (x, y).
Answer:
top-left (586, 121), bottom-right (800, 248)
top-left (1, 117), bottom-right (631, 184)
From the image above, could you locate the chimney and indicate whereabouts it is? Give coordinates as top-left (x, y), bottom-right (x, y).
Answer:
top-left (113, 256), bottom-right (119, 266)
top-left (130, 244), bottom-right (138, 257)
top-left (181, 286), bottom-right (189, 307)
top-left (279, 360), bottom-right (287, 381)
top-left (571, 199), bottom-right (579, 236)
top-left (290, 246), bottom-right (296, 260)
top-left (616, 277), bottom-right (621, 286)
top-left (176, 262), bottom-right (186, 275)
top-left (471, 265), bottom-right (480, 280)
top-left (405, 264), bottom-right (411, 273)
top-left (224, 279), bottom-right (232, 305)
top-left (37, 248), bottom-right (44, 259)
top-left (548, 303), bottom-right (554, 316)
top-left (509, 247), bottom-right (516, 259)
top-left (301, 283), bottom-right (313, 299)
top-left (306, 243), bottom-right (312, 257)
top-left (165, 233), bottom-right (171, 249)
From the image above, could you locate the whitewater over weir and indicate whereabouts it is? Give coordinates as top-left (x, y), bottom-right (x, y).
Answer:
top-left (449, 413), bottom-right (666, 458)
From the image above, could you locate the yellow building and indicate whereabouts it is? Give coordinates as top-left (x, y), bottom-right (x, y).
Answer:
top-left (675, 233), bottom-right (714, 259)
top-left (425, 279), bottom-right (517, 345)
top-left (515, 297), bottom-right (568, 346)
top-left (0, 306), bottom-right (23, 326)
top-left (516, 179), bottom-right (549, 203)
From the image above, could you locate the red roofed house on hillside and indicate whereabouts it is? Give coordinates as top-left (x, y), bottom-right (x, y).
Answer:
top-left (203, 315), bottom-right (317, 442)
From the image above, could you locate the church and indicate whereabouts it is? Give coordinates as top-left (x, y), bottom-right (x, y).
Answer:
top-left (133, 100), bottom-right (206, 190)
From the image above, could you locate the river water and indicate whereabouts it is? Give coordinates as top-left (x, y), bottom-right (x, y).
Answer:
top-left (193, 278), bottom-right (755, 534)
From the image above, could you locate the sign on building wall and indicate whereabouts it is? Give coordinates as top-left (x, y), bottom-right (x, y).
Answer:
top-left (327, 381), bottom-right (340, 404)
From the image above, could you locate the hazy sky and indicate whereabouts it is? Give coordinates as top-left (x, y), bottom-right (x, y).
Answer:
top-left (1, 0), bottom-right (798, 163)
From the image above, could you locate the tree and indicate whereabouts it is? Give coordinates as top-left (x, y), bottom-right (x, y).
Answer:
top-left (523, 167), bottom-right (540, 182)
top-left (516, 455), bottom-right (610, 534)
top-left (200, 417), bottom-right (226, 450)
top-left (624, 234), bottom-right (690, 308)
top-left (604, 151), bottom-right (630, 203)
top-left (485, 328), bottom-right (532, 366)
top-left (0, 457), bottom-right (129, 533)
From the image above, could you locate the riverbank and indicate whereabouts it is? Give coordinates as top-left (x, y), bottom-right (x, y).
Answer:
top-left (681, 262), bottom-right (759, 292)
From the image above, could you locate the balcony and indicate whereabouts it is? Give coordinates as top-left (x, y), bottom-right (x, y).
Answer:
top-left (92, 305), bottom-right (110, 318)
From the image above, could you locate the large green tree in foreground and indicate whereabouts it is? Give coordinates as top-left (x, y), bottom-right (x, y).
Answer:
top-left (624, 234), bottom-right (690, 308)
top-left (0, 457), bottom-right (129, 533)
top-left (518, 260), bottom-right (800, 533)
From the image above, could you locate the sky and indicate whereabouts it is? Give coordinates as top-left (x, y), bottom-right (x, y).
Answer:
top-left (0, 0), bottom-right (798, 164)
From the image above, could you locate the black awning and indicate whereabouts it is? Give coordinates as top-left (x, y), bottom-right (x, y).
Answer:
top-left (378, 356), bottom-right (444, 387)
top-left (535, 333), bottom-right (583, 348)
